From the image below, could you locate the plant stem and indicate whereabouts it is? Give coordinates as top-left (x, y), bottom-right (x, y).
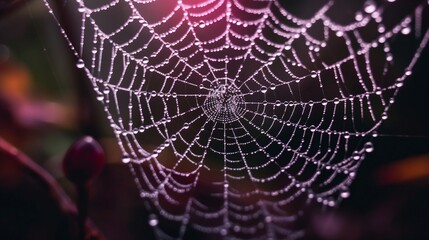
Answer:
top-left (77, 184), bottom-right (88, 240)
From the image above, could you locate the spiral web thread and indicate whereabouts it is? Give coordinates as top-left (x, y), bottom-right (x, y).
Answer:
top-left (45, 0), bottom-right (429, 239)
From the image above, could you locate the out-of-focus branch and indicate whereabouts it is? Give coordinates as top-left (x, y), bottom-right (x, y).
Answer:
top-left (0, 137), bottom-right (104, 239)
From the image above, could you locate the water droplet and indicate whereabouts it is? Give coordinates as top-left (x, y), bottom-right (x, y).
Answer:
top-left (148, 214), bottom-right (158, 226)
top-left (340, 191), bottom-right (350, 198)
top-left (122, 155), bottom-right (131, 163)
top-left (142, 57), bottom-right (149, 64)
top-left (96, 95), bottom-right (104, 101)
top-left (76, 59), bottom-right (84, 68)
top-left (405, 69), bottom-right (412, 76)
top-left (310, 71), bottom-right (317, 78)
top-left (355, 12), bottom-right (363, 21)
top-left (364, 142), bottom-right (374, 153)
top-left (401, 26), bottom-right (411, 35)
top-left (333, 98), bottom-right (340, 104)
top-left (352, 151), bottom-right (361, 160)
top-left (364, 1), bottom-right (376, 14)
top-left (396, 82), bottom-right (404, 87)
top-left (321, 99), bottom-right (328, 106)
top-left (260, 86), bottom-right (268, 93)
top-left (386, 54), bottom-right (393, 62)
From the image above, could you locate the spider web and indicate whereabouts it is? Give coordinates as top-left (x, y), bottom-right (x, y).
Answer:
top-left (45, 0), bottom-right (429, 239)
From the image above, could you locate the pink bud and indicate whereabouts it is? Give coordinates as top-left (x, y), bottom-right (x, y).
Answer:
top-left (63, 136), bottom-right (105, 185)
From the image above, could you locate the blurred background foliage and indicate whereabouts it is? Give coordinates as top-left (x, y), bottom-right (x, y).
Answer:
top-left (0, 0), bottom-right (118, 171)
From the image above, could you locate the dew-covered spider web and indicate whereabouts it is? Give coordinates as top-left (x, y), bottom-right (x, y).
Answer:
top-left (45, 0), bottom-right (429, 239)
